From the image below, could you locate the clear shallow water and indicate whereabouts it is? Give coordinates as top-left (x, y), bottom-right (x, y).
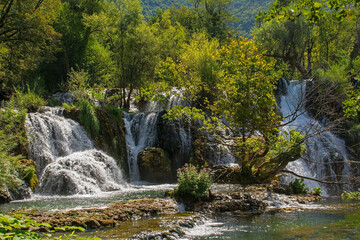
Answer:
top-left (185, 201), bottom-right (360, 240)
top-left (0, 184), bottom-right (174, 213)
top-left (72, 200), bottom-right (360, 240)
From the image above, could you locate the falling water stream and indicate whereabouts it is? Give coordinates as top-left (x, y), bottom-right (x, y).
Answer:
top-left (278, 80), bottom-right (350, 195)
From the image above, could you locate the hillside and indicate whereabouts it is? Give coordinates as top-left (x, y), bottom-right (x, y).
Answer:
top-left (141, 0), bottom-right (274, 36)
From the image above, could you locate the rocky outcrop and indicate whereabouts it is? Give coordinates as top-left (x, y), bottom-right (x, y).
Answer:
top-left (157, 112), bottom-right (192, 174)
top-left (138, 148), bottom-right (174, 183)
top-left (17, 198), bottom-right (178, 230)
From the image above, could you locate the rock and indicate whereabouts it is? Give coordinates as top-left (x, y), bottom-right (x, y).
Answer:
top-left (0, 187), bottom-right (12, 204)
top-left (15, 198), bottom-right (179, 230)
top-left (138, 148), bottom-right (174, 183)
top-left (157, 112), bottom-right (192, 173)
top-left (51, 92), bottom-right (74, 105)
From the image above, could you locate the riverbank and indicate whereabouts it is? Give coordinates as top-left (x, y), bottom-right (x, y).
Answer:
top-left (5, 184), bottom-right (322, 239)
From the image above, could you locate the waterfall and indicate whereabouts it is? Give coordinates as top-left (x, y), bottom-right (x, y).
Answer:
top-left (26, 107), bottom-right (126, 195)
top-left (123, 112), bottom-right (160, 182)
top-left (278, 80), bottom-right (350, 195)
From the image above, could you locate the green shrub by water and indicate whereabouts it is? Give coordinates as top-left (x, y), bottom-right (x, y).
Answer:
top-left (312, 187), bottom-right (322, 196)
top-left (289, 178), bottom-right (309, 194)
top-left (175, 164), bottom-right (212, 199)
top-left (8, 87), bottom-right (46, 112)
top-left (342, 189), bottom-right (360, 200)
top-left (79, 100), bottom-right (99, 135)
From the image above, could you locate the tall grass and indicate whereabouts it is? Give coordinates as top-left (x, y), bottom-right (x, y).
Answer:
top-left (79, 100), bottom-right (100, 135)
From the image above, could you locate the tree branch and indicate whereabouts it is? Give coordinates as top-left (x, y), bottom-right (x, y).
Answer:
top-left (281, 169), bottom-right (349, 185)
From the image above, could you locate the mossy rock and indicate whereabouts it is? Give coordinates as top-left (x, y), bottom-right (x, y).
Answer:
top-left (64, 106), bottom-right (129, 179)
top-left (138, 148), bottom-right (174, 183)
top-left (17, 159), bottom-right (39, 191)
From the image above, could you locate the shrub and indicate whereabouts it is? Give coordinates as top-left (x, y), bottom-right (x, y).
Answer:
top-left (289, 178), bottom-right (309, 194)
top-left (67, 68), bottom-right (90, 103)
top-left (312, 187), bottom-right (322, 196)
top-left (175, 164), bottom-right (212, 199)
top-left (342, 189), bottom-right (360, 200)
top-left (0, 107), bottom-right (28, 190)
top-left (79, 100), bottom-right (99, 135)
top-left (8, 87), bottom-right (46, 112)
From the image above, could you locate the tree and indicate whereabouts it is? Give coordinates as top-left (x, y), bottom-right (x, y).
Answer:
top-left (254, 13), bottom-right (315, 79)
top-left (190, 0), bottom-right (233, 41)
top-left (164, 38), bottom-right (305, 183)
top-left (0, 0), bottom-right (61, 99)
top-left (85, 0), bottom-right (160, 108)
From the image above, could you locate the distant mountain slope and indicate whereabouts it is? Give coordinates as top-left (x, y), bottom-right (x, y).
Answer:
top-left (141, 0), bottom-right (274, 36)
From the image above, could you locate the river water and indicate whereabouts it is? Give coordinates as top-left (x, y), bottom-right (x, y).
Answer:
top-left (75, 198), bottom-right (360, 239)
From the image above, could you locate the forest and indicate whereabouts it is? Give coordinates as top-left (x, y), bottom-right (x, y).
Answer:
top-left (1, 0), bottom-right (360, 202)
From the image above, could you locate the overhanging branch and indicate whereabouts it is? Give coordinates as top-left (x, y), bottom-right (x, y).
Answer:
top-left (281, 169), bottom-right (349, 185)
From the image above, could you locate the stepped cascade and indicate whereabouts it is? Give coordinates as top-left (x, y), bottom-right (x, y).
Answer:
top-left (278, 80), bottom-right (350, 195)
top-left (26, 107), bottom-right (126, 195)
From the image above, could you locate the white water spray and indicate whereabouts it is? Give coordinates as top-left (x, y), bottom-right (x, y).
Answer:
top-left (279, 80), bottom-right (349, 195)
top-left (26, 107), bottom-right (126, 195)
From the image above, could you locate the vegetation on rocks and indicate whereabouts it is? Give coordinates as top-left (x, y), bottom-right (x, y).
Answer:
top-left (175, 164), bottom-right (212, 200)
top-left (138, 148), bottom-right (173, 183)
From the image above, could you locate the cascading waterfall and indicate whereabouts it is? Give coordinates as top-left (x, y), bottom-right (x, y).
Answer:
top-left (124, 88), bottom-right (237, 182)
top-left (26, 107), bottom-right (126, 195)
top-left (124, 112), bottom-right (160, 182)
top-left (279, 80), bottom-right (350, 195)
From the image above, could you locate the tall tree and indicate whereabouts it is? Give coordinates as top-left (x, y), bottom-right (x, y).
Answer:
top-left (0, 0), bottom-right (61, 99)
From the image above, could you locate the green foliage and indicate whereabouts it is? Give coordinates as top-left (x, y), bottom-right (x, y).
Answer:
top-left (0, 0), bottom-right (61, 97)
top-left (8, 88), bottom-right (46, 113)
top-left (342, 189), bottom-right (360, 200)
top-left (344, 90), bottom-right (360, 117)
top-left (47, 98), bottom-right (63, 107)
top-left (289, 178), bottom-right (309, 194)
top-left (312, 187), bottom-right (322, 196)
top-left (79, 101), bottom-right (100, 135)
top-left (68, 69), bottom-right (91, 103)
top-left (0, 213), bottom-right (99, 240)
top-left (175, 164), bottom-right (212, 199)
top-left (0, 107), bottom-right (28, 190)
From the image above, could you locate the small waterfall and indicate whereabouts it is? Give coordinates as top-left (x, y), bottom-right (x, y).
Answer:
top-left (279, 80), bottom-right (350, 195)
top-left (124, 112), bottom-right (159, 182)
top-left (26, 107), bottom-right (126, 195)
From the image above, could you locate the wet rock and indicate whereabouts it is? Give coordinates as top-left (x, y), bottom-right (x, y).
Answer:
top-left (51, 92), bottom-right (75, 105)
top-left (138, 148), bottom-right (174, 183)
top-left (15, 198), bottom-right (178, 230)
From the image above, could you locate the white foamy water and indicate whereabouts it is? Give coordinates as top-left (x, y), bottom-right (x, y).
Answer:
top-left (279, 80), bottom-right (350, 195)
top-left (26, 107), bottom-right (126, 195)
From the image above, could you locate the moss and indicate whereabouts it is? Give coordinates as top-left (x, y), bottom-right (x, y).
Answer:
top-left (137, 148), bottom-right (174, 183)
top-left (64, 107), bottom-right (129, 179)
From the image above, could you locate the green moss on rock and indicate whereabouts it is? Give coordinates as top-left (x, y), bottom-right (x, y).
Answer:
top-left (137, 148), bottom-right (174, 183)
top-left (64, 106), bottom-right (129, 179)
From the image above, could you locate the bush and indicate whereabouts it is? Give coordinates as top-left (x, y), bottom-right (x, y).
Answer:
top-left (0, 107), bottom-right (28, 190)
top-left (79, 100), bottom-right (99, 135)
top-left (289, 178), bottom-right (309, 194)
top-left (312, 187), bottom-right (322, 196)
top-left (8, 87), bottom-right (46, 112)
top-left (67, 68), bottom-right (90, 103)
top-left (342, 189), bottom-right (360, 200)
top-left (175, 164), bottom-right (212, 199)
